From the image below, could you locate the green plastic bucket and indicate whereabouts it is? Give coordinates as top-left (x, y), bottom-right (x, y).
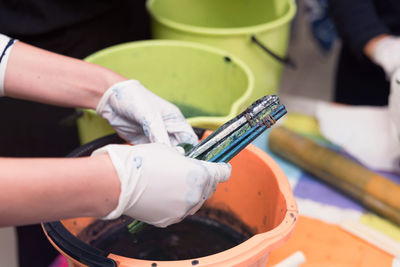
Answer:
top-left (147, 0), bottom-right (296, 103)
top-left (77, 40), bottom-right (254, 144)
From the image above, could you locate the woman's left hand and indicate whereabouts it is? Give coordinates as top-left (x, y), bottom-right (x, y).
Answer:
top-left (96, 80), bottom-right (198, 146)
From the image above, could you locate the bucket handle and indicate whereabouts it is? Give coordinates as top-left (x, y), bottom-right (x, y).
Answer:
top-left (43, 221), bottom-right (117, 267)
top-left (251, 35), bottom-right (296, 69)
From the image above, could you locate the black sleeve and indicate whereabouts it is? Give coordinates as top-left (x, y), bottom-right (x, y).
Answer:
top-left (328, 0), bottom-right (390, 56)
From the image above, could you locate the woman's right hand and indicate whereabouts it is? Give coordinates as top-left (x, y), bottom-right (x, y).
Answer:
top-left (92, 143), bottom-right (231, 227)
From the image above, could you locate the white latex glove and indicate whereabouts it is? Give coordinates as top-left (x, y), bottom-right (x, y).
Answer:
top-left (315, 103), bottom-right (400, 173)
top-left (96, 80), bottom-right (198, 146)
top-left (280, 94), bottom-right (400, 173)
top-left (92, 143), bottom-right (231, 227)
top-left (371, 36), bottom-right (400, 78)
top-left (389, 68), bottom-right (400, 138)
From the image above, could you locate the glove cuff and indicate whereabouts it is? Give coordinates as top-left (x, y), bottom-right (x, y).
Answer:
top-left (91, 144), bottom-right (142, 220)
top-left (96, 79), bottom-right (142, 115)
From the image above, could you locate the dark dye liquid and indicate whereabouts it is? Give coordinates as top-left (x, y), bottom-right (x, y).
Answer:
top-left (80, 213), bottom-right (253, 261)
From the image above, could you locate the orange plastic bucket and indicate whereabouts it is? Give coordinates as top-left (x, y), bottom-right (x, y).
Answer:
top-left (43, 133), bottom-right (297, 267)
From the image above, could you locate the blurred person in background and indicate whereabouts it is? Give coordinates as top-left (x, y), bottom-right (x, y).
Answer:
top-left (328, 0), bottom-right (400, 106)
top-left (290, 0), bottom-right (400, 175)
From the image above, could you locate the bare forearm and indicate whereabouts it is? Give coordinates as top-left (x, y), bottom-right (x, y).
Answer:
top-left (3, 41), bottom-right (126, 109)
top-left (0, 154), bottom-right (120, 226)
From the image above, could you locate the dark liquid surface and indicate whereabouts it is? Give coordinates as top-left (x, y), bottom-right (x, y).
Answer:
top-left (83, 214), bottom-right (251, 261)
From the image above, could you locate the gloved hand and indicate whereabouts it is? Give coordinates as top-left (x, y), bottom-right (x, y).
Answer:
top-left (315, 103), bottom-right (400, 173)
top-left (371, 36), bottom-right (400, 78)
top-left (280, 94), bottom-right (400, 173)
top-left (96, 80), bottom-right (198, 146)
top-left (92, 143), bottom-right (231, 227)
top-left (389, 68), bottom-right (400, 138)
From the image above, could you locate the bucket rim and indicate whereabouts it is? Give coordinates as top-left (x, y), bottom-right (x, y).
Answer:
top-left (146, 0), bottom-right (296, 36)
top-left (43, 140), bottom-right (298, 267)
top-left (84, 39), bottom-right (255, 126)
top-left (106, 144), bottom-right (298, 266)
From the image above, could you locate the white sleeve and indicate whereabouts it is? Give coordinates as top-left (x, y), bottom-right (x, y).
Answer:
top-left (0, 33), bottom-right (17, 96)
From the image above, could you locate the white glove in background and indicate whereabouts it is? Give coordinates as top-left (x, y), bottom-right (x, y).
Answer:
top-left (371, 36), bottom-right (400, 78)
top-left (92, 143), bottom-right (231, 227)
top-left (389, 68), bottom-right (400, 138)
top-left (315, 104), bottom-right (400, 173)
top-left (97, 80), bottom-right (198, 146)
top-left (281, 94), bottom-right (400, 173)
